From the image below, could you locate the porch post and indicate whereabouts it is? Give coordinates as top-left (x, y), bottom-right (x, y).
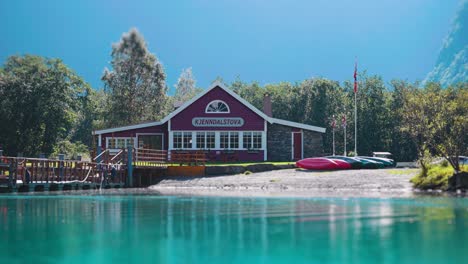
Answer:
top-left (127, 146), bottom-right (133, 188)
top-left (58, 154), bottom-right (65, 181)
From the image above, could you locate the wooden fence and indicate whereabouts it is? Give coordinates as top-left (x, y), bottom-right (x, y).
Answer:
top-left (0, 156), bottom-right (126, 188)
top-left (0, 147), bottom-right (210, 190)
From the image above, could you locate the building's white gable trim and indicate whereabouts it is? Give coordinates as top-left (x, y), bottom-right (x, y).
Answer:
top-left (94, 81), bottom-right (326, 135)
top-left (270, 118), bottom-right (326, 133)
top-left (160, 81), bottom-right (273, 124)
top-left (94, 121), bottom-right (164, 135)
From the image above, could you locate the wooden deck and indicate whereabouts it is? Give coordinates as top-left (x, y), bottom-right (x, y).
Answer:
top-left (0, 148), bottom-right (209, 192)
top-left (0, 156), bottom-right (127, 192)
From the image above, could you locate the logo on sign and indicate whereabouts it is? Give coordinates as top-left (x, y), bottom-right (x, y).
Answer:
top-left (192, 117), bottom-right (244, 127)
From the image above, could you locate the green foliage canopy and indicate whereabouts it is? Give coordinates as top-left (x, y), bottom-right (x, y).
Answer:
top-left (0, 55), bottom-right (91, 156)
top-left (102, 28), bottom-right (168, 127)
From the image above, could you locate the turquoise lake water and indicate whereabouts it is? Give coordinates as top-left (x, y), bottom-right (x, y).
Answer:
top-left (0, 191), bottom-right (467, 264)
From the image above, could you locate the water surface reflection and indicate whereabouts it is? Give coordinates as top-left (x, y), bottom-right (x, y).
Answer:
top-left (0, 194), bottom-right (467, 264)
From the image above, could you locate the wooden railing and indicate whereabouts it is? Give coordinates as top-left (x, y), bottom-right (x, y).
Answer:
top-left (93, 149), bottom-right (110, 163)
top-left (170, 151), bottom-right (207, 166)
top-left (0, 156), bottom-right (126, 187)
top-left (134, 148), bottom-right (168, 167)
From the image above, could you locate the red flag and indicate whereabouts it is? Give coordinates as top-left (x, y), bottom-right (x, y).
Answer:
top-left (331, 115), bottom-right (336, 129)
top-left (342, 115), bottom-right (346, 127)
top-left (354, 61), bottom-right (358, 93)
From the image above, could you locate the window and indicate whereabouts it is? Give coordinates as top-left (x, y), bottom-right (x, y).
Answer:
top-left (220, 131), bottom-right (240, 149)
top-left (220, 132), bottom-right (229, 149)
top-left (242, 132), bottom-right (262, 149)
top-left (173, 132), bottom-right (182, 149)
top-left (206, 132), bottom-right (215, 149)
top-left (205, 100), bottom-right (230, 113)
top-left (108, 139), bottom-right (116, 149)
top-left (107, 137), bottom-right (135, 149)
top-left (253, 132), bottom-right (262, 149)
top-left (196, 132), bottom-right (205, 149)
top-left (196, 132), bottom-right (216, 149)
top-left (243, 132), bottom-right (252, 149)
top-left (173, 132), bottom-right (192, 149)
top-left (230, 132), bottom-right (239, 149)
top-left (183, 132), bottom-right (192, 149)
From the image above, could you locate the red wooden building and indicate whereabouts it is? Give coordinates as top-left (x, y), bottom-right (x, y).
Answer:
top-left (94, 82), bottom-right (325, 161)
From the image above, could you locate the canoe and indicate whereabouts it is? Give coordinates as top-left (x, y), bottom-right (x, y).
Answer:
top-left (326, 156), bottom-right (363, 169)
top-left (296, 158), bottom-right (339, 170)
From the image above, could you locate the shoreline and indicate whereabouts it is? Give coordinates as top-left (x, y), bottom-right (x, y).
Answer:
top-left (149, 168), bottom-right (421, 198)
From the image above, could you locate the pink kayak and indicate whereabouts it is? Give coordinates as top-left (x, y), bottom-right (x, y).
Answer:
top-left (296, 158), bottom-right (340, 170)
top-left (329, 159), bottom-right (353, 169)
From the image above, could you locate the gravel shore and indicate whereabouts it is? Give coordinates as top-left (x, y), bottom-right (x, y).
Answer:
top-left (150, 168), bottom-right (420, 198)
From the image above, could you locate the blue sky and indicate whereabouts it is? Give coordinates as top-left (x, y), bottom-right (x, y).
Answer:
top-left (0, 0), bottom-right (462, 93)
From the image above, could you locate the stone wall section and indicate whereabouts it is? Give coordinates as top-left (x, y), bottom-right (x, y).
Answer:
top-left (267, 124), bottom-right (292, 161)
top-left (303, 130), bottom-right (323, 158)
top-left (267, 124), bottom-right (323, 161)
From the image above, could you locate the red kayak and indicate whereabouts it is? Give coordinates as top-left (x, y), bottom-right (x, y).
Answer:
top-left (329, 159), bottom-right (352, 169)
top-left (296, 158), bottom-right (352, 170)
top-left (296, 158), bottom-right (339, 170)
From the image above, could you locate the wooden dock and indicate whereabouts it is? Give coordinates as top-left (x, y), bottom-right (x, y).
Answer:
top-left (0, 148), bottom-right (208, 192)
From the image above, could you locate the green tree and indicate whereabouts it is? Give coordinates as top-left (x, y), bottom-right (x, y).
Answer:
top-left (398, 83), bottom-right (464, 174)
top-left (345, 73), bottom-right (390, 156)
top-left (388, 80), bottom-right (417, 161)
top-left (102, 28), bottom-right (168, 127)
top-left (432, 84), bottom-right (468, 173)
top-left (0, 55), bottom-right (88, 156)
top-left (174, 67), bottom-right (202, 103)
top-left (70, 87), bottom-right (107, 146)
top-left (296, 78), bottom-right (345, 154)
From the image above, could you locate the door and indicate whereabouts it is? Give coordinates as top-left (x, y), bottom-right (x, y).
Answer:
top-left (292, 132), bottom-right (302, 160)
top-left (138, 134), bottom-right (163, 150)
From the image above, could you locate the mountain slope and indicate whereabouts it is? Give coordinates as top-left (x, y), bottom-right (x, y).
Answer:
top-left (424, 1), bottom-right (467, 86)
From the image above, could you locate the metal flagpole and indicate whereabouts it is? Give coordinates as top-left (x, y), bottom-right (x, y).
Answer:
top-left (332, 128), bottom-right (335, 156)
top-left (354, 59), bottom-right (358, 157)
top-left (332, 115), bottom-right (336, 156)
top-left (343, 114), bottom-right (347, 156)
top-left (354, 91), bottom-right (357, 156)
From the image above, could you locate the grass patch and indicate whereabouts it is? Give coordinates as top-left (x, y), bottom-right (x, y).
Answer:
top-left (133, 161), bottom-right (294, 167)
top-left (205, 161), bottom-right (294, 167)
top-left (387, 169), bottom-right (419, 175)
top-left (411, 165), bottom-right (468, 190)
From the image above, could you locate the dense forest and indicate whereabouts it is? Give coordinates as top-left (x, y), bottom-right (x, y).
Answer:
top-left (0, 29), bottom-right (466, 165)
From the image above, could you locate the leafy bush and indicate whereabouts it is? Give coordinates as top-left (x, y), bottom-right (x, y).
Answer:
top-left (440, 159), bottom-right (449, 167)
top-left (244, 170), bottom-right (252, 175)
top-left (411, 165), bottom-right (468, 190)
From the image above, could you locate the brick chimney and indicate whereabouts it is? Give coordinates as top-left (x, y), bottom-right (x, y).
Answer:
top-left (263, 93), bottom-right (272, 117)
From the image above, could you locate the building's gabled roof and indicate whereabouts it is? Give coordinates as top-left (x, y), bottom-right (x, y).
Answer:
top-left (159, 80), bottom-right (273, 125)
top-left (94, 81), bottom-right (326, 134)
top-left (270, 118), bottom-right (326, 133)
top-left (93, 121), bottom-right (165, 135)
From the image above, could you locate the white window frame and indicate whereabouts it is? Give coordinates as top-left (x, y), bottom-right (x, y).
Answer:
top-left (206, 132), bottom-right (216, 149)
top-left (172, 132), bottom-right (184, 149)
top-left (106, 137), bottom-right (136, 152)
top-left (169, 131), bottom-right (265, 150)
top-left (241, 131), bottom-right (264, 150)
top-left (205, 100), bottom-right (230, 114)
top-left (136, 133), bottom-right (164, 150)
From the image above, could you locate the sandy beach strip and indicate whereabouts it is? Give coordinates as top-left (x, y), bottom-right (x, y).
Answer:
top-left (150, 168), bottom-right (421, 198)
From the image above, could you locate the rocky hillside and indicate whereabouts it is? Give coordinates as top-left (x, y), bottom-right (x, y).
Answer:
top-left (424, 1), bottom-right (467, 86)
